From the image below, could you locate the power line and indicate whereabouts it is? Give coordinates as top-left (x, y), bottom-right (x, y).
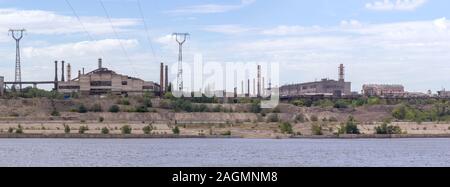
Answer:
top-left (98, 0), bottom-right (139, 77)
top-left (136, 0), bottom-right (158, 61)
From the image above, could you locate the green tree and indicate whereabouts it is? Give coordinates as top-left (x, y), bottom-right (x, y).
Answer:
top-left (101, 127), bottom-right (110, 134)
top-left (172, 126), bottom-right (180, 135)
top-left (142, 125), bottom-right (153, 134)
top-left (120, 125), bottom-right (132, 134)
top-left (279, 122), bottom-right (294, 134)
top-left (108, 105), bottom-right (120, 113)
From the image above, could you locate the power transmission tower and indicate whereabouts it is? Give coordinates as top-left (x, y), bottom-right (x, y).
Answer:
top-left (172, 33), bottom-right (189, 91)
top-left (9, 29), bottom-right (26, 92)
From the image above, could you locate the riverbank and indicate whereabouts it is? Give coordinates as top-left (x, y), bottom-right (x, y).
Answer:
top-left (1, 133), bottom-right (450, 139)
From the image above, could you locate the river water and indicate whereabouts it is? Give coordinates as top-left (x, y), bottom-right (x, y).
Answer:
top-left (0, 138), bottom-right (449, 167)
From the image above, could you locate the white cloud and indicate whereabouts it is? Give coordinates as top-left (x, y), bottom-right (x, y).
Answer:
top-left (261, 25), bottom-right (323, 36)
top-left (166, 0), bottom-right (256, 14)
top-left (365, 0), bottom-right (427, 11)
top-left (0, 8), bottom-right (138, 39)
top-left (202, 24), bottom-right (255, 35)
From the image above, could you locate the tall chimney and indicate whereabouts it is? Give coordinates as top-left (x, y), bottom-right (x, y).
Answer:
top-left (247, 79), bottom-right (250, 97)
top-left (54, 61), bottom-right (58, 82)
top-left (61, 61), bottom-right (65, 82)
top-left (160, 62), bottom-right (164, 95)
top-left (78, 70), bottom-right (81, 79)
top-left (98, 58), bottom-right (102, 69)
top-left (253, 78), bottom-right (256, 96)
top-left (54, 61), bottom-right (58, 90)
top-left (262, 77), bottom-right (265, 96)
top-left (82, 68), bottom-right (85, 75)
top-left (257, 65), bottom-right (261, 97)
top-left (339, 64), bottom-right (345, 82)
top-left (165, 65), bottom-right (169, 92)
top-left (241, 80), bottom-right (244, 95)
top-left (67, 63), bottom-right (71, 81)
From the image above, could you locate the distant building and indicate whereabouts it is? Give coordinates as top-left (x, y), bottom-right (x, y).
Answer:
top-left (57, 58), bottom-right (161, 96)
top-left (438, 90), bottom-right (450, 98)
top-left (362, 84), bottom-right (405, 97)
top-left (0, 76), bottom-right (4, 96)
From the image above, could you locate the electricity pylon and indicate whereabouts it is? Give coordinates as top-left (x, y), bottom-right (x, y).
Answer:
top-left (9, 29), bottom-right (26, 92)
top-left (172, 33), bottom-right (189, 91)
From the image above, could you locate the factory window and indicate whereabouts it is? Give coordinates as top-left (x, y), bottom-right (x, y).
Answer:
top-left (58, 86), bottom-right (80, 89)
top-left (302, 86), bottom-right (307, 90)
top-left (90, 89), bottom-right (111, 95)
top-left (90, 81), bottom-right (112, 86)
top-left (143, 86), bottom-right (154, 90)
top-left (122, 81), bottom-right (128, 85)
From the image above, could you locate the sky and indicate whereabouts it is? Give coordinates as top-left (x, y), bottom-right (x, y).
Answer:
top-left (0, 0), bottom-right (450, 92)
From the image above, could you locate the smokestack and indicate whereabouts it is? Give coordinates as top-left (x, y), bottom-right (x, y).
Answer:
top-left (78, 70), bottom-right (81, 79)
top-left (339, 64), bottom-right (345, 82)
top-left (82, 68), bottom-right (85, 75)
top-left (61, 61), bottom-right (65, 82)
top-left (160, 62), bottom-right (164, 95)
top-left (54, 61), bottom-right (58, 82)
top-left (54, 61), bottom-right (58, 90)
top-left (262, 77), bottom-right (265, 96)
top-left (241, 81), bottom-right (244, 95)
top-left (247, 79), bottom-right (250, 97)
top-left (257, 65), bottom-right (261, 97)
top-left (165, 65), bottom-right (169, 92)
top-left (98, 58), bottom-right (102, 69)
top-left (253, 78), bottom-right (256, 96)
top-left (67, 63), bottom-right (71, 81)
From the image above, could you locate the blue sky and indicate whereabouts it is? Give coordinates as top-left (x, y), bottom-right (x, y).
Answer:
top-left (0, 0), bottom-right (449, 92)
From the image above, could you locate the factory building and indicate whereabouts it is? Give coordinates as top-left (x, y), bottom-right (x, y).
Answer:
top-left (438, 90), bottom-right (450, 98)
top-left (0, 76), bottom-right (4, 96)
top-left (280, 64), bottom-right (352, 97)
top-left (362, 84), bottom-right (405, 97)
top-left (57, 59), bottom-right (161, 96)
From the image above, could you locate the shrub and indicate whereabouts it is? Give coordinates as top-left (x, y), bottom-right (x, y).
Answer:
top-left (334, 100), bottom-right (349, 109)
top-left (172, 126), bottom-right (180, 135)
top-left (142, 125), bottom-right (153, 134)
top-left (310, 115), bottom-right (319, 122)
top-left (78, 126), bottom-right (89, 134)
top-left (250, 102), bottom-right (262, 113)
top-left (101, 127), bottom-right (110, 134)
top-left (121, 125), bottom-right (132, 134)
top-left (118, 99), bottom-right (130, 105)
top-left (272, 107), bottom-right (281, 113)
top-left (221, 130), bottom-right (231, 136)
top-left (15, 125), bottom-right (23, 134)
top-left (375, 122), bottom-right (402, 134)
top-left (108, 105), bottom-right (120, 113)
top-left (64, 125), bottom-right (70, 134)
top-left (295, 113), bottom-right (306, 123)
top-left (77, 104), bottom-right (88, 113)
top-left (279, 122), bottom-right (293, 134)
top-left (267, 114), bottom-right (279, 123)
top-left (311, 123), bottom-right (323, 135)
top-left (98, 117), bottom-right (104, 123)
top-left (90, 104), bottom-right (103, 112)
top-left (338, 116), bottom-right (360, 134)
top-left (51, 110), bottom-right (60, 116)
top-left (8, 127), bottom-right (14, 133)
top-left (143, 98), bottom-right (152, 107)
top-left (135, 105), bottom-right (149, 113)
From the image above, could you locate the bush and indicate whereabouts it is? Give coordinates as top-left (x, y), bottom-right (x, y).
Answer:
top-left (143, 98), bottom-right (152, 107)
top-left (279, 122), bottom-right (293, 134)
top-left (101, 127), bottom-right (110, 134)
top-left (295, 113), bottom-right (306, 123)
top-left (8, 127), bottom-right (14, 133)
top-left (121, 125), bottom-right (132, 134)
top-left (221, 130), bottom-right (231, 136)
top-left (64, 125), bottom-right (70, 134)
top-left (15, 125), bottom-right (23, 134)
top-left (135, 105), bottom-right (149, 113)
top-left (334, 100), bottom-right (349, 109)
top-left (311, 123), bottom-right (323, 135)
top-left (78, 126), bottom-right (89, 134)
top-left (375, 122), bottom-right (402, 134)
top-left (142, 125), bottom-right (153, 134)
top-left (267, 114), bottom-right (279, 123)
top-left (272, 107), bottom-right (281, 113)
top-left (90, 103), bottom-right (103, 112)
top-left (338, 116), bottom-right (360, 134)
top-left (98, 117), bottom-right (104, 123)
top-left (51, 110), bottom-right (60, 116)
top-left (172, 126), bottom-right (180, 135)
top-left (77, 104), bottom-right (88, 113)
top-left (108, 105), bottom-right (120, 113)
top-left (310, 115), bottom-right (319, 122)
top-left (250, 102), bottom-right (262, 113)
top-left (118, 99), bottom-right (130, 105)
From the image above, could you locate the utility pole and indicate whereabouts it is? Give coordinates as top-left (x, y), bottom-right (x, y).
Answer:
top-left (172, 33), bottom-right (189, 91)
top-left (9, 29), bottom-right (26, 92)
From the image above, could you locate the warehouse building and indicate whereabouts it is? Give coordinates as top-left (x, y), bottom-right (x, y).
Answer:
top-left (362, 84), bottom-right (405, 97)
top-left (438, 90), bottom-right (450, 98)
top-left (57, 59), bottom-right (161, 96)
top-left (280, 64), bottom-right (352, 97)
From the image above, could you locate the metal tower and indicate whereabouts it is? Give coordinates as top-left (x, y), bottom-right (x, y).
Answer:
top-left (172, 33), bottom-right (189, 91)
top-left (9, 29), bottom-right (26, 91)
